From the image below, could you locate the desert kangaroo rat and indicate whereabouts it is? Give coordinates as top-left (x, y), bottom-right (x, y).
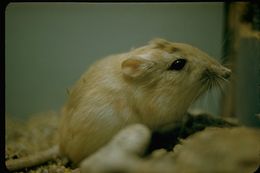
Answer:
top-left (6, 38), bottom-right (231, 171)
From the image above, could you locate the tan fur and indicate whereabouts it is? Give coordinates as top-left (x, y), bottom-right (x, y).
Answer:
top-left (59, 38), bottom-right (231, 164)
top-left (6, 38), bottom-right (232, 171)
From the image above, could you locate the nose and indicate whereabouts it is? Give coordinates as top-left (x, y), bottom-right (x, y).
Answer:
top-left (222, 67), bottom-right (231, 79)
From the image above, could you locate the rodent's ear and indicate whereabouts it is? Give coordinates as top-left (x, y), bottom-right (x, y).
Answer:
top-left (121, 58), bottom-right (154, 78)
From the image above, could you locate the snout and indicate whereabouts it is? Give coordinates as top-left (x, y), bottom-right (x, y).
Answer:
top-left (221, 67), bottom-right (231, 79)
top-left (210, 64), bottom-right (232, 80)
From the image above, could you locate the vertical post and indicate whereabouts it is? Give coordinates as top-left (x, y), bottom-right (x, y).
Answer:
top-left (221, 2), bottom-right (260, 127)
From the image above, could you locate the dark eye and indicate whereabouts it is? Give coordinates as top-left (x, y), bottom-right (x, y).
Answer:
top-left (168, 59), bottom-right (187, 71)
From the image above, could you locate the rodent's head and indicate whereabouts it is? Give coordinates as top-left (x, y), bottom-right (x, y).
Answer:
top-left (121, 38), bottom-right (231, 128)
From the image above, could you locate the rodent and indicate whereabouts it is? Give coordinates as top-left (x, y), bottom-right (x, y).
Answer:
top-left (6, 38), bottom-right (231, 171)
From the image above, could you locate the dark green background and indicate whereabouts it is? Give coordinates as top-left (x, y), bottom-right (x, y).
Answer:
top-left (6, 2), bottom-right (224, 118)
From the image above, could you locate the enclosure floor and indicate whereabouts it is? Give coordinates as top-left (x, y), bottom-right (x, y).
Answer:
top-left (5, 111), bottom-right (74, 173)
top-left (5, 111), bottom-right (259, 173)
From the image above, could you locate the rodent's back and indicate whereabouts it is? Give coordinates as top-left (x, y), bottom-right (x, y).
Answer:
top-left (59, 54), bottom-right (139, 163)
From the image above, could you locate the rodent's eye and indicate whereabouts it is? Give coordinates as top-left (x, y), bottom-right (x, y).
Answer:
top-left (168, 59), bottom-right (187, 71)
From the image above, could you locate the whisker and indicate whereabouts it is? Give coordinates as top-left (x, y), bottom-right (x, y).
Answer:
top-left (217, 76), bottom-right (230, 92)
top-left (205, 85), bottom-right (211, 111)
top-left (217, 74), bottom-right (230, 83)
top-left (215, 80), bottom-right (225, 93)
top-left (211, 87), bottom-right (219, 112)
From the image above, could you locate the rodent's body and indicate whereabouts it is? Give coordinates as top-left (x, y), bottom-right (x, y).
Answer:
top-left (59, 38), bottom-right (231, 164)
top-left (59, 54), bottom-right (140, 163)
top-left (6, 38), bottom-right (231, 171)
